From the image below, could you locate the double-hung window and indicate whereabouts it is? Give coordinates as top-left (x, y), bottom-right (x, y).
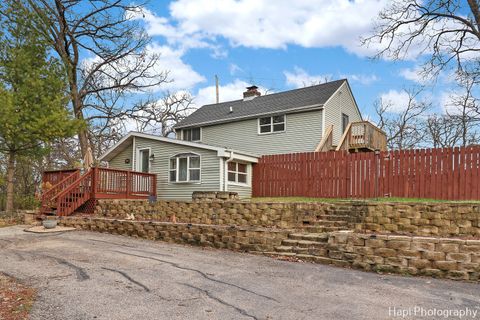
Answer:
top-left (259, 115), bottom-right (285, 134)
top-left (182, 128), bottom-right (201, 141)
top-left (227, 162), bottom-right (248, 184)
top-left (169, 153), bottom-right (201, 183)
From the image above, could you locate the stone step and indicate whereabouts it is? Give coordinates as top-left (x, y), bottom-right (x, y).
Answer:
top-left (288, 233), bottom-right (329, 242)
top-left (260, 252), bottom-right (351, 267)
top-left (281, 239), bottom-right (327, 248)
top-left (274, 246), bottom-right (293, 252)
top-left (304, 226), bottom-right (349, 233)
top-left (274, 245), bottom-right (327, 256)
top-left (314, 214), bottom-right (351, 221)
top-left (313, 220), bottom-right (349, 227)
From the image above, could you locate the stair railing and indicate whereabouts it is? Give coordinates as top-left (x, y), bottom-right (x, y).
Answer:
top-left (55, 169), bottom-right (94, 216)
top-left (40, 169), bottom-right (81, 213)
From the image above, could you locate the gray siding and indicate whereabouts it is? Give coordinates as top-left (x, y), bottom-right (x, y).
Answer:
top-left (323, 82), bottom-right (363, 146)
top-left (109, 138), bottom-right (221, 200)
top-left (109, 143), bottom-right (133, 170)
top-left (227, 184), bottom-right (252, 199)
top-left (200, 110), bottom-right (323, 155)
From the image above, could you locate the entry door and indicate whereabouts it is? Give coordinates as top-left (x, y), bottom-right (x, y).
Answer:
top-left (138, 149), bottom-right (150, 173)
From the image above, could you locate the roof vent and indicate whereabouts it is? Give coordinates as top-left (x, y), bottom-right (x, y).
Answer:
top-left (243, 85), bottom-right (261, 101)
top-left (229, 106), bottom-right (233, 113)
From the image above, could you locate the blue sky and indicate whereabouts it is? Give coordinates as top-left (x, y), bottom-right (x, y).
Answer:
top-left (133, 0), bottom-right (460, 120)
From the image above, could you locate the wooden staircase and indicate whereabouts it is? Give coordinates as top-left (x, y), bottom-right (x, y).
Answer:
top-left (41, 167), bottom-right (157, 216)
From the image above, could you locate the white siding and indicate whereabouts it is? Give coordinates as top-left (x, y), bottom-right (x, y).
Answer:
top-left (200, 110), bottom-right (323, 155)
top-left (323, 82), bottom-right (363, 146)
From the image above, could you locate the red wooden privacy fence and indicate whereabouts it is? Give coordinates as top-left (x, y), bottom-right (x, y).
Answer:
top-left (252, 146), bottom-right (480, 200)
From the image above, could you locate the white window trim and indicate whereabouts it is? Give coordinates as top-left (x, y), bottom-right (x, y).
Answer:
top-left (257, 114), bottom-right (286, 135)
top-left (181, 127), bottom-right (202, 142)
top-left (169, 153), bottom-right (201, 184)
top-left (136, 147), bottom-right (151, 173)
top-left (227, 162), bottom-right (250, 187)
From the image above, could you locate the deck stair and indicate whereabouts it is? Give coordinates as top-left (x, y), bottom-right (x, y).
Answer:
top-left (40, 167), bottom-right (157, 217)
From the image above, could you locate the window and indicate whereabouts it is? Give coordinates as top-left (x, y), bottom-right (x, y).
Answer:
top-left (342, 113), bottom-right (349, 133)
top-left (169, 153), bottom-right (200, 182)
top-left (258, 115), bottom-right (285, 134)
top-left (182, 128), bottom-right (201, 141)
top-left (227, 162), bottom-right (248, 184)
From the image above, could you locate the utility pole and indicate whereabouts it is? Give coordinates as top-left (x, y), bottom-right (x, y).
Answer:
top-left (215, 75), bottom-right (219, 104)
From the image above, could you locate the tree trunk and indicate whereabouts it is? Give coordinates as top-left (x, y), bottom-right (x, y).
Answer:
top-left (5, 151), bottom-right (16, 213)
top-left (70, 81), bottom-right (89, 159)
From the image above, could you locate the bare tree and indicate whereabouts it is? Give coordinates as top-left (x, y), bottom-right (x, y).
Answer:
top-left (6, 0), bottom-right (170, 159)
top-left (426, 114), bottom-right (463, 147)
top-left (443, 74), bottom-right (480, 145)
top-left (134, 92), bottom-right (195, 137)
top-left (375, 88), bottom-right (431, 149)
top-left (363, 0), bottom-right (480, 80)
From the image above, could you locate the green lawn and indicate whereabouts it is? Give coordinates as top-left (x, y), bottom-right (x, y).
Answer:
top-left (250, 197), bottom-right (480, 203)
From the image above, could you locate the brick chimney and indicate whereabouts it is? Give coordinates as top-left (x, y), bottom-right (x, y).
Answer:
top-left (243, 85), bottom-right (261, 101)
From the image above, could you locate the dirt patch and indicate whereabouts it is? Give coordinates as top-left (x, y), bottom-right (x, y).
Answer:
top-left (0, 274), bottom-right (36, 320)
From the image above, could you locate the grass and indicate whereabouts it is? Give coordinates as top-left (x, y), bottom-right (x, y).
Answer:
top-left (250, 197), bottom-right (480, 204)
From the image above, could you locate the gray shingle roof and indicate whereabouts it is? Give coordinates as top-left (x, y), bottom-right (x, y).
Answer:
top-left (175, 79), bottom-right (346, 129)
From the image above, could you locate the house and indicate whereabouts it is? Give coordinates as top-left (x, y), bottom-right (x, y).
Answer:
top-left (98, 132), bottom-right (259, 200)
top-left (40, 79), bottom-right (386, 216)
top-left (173, 79), bottom-right (365, 155)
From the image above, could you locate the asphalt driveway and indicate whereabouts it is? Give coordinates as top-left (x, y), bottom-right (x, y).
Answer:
top-left (0, 226), bottom-right (478, 320)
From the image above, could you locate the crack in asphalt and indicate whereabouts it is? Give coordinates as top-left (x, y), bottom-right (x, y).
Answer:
top-left (113, 250), bottom-right (279, 303)
top-left (182, 283), bottom-right (259, 320)
top-left (102, 267), bottom-right (151, 292)
top-left (41, 255), bottom-right (90, 281)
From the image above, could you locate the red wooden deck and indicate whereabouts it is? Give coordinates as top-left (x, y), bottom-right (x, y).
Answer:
top-left (41, 167), bottom-right (157, 216)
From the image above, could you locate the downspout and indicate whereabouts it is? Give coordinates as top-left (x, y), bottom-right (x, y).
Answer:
top-left (132, 136), bottom-right (136, 171)
top-left (224, 150), bottom-right (234, 191)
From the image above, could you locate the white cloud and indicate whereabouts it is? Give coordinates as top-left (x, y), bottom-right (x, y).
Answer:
top-left (145, 43), bottom-right (206, 91)
top-left (379, 90), bottom-right (412, 113)
top-left (194, 79), bottom-right (267, 106)
top-left (284, 67), bottom-right (332, 88)
top-left (229, 63), bottom-right (243, 76)
top-left (342, 73), bottom-right (379, 85)
top-left (135, 0), bottom-right (389, 57)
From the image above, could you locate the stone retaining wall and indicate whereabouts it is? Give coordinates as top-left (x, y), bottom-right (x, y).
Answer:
top-left (328, 231), bottom-right (480, 281)
top-left (95, 199), bottom-right (480, 237)
top-left (59, 217), bottom-right (479, 282)
top-left (355, 203), bottom-right (480, 237)
top-left (59, 217), bottom-right (290, 252)
top-left (94, 199), bottom-right (364, 229)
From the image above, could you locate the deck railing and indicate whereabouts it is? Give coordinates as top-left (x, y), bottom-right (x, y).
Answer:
top-left (337, 121), bottom-right (387, 152)
top-left (41, 167), bottom-right (157, 216)
top-left (42, 169), bottom-right (80, 186)
top-left (94, 167), bottom-right (157, 199)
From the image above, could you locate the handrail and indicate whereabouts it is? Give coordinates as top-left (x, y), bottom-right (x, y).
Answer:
top-left (336, 122), bottom-right (353, 151)
top-left (41, 170), bottom-right (81, 203)
top-left (315, 125), bottom-right (334, 152)
top-left (56, 170), bottom-right (93, 216)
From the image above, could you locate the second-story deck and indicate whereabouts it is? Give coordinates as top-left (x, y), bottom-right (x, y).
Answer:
top-left (317, 121), bottom-right (387, 153)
